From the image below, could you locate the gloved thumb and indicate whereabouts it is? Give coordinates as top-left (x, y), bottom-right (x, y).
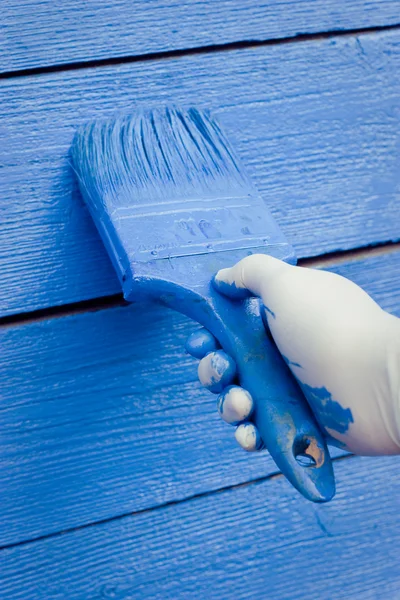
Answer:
top-left (213, 254), bottom-right (292, 299)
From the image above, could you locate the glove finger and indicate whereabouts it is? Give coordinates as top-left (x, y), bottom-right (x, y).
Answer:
top-left (213, 254), bottom-right (287, 299)
top-left (198, 350), bottom-right (236, 394)
top-left (235, 423), bottom-right (264, 452)
top-left (185, 328), bottom-right (219, 359)
top-left (217, 385), bottom-right (254, 425)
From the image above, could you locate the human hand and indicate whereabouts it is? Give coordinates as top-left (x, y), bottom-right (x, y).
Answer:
top-left (186, 255), bottom-right (400, 456)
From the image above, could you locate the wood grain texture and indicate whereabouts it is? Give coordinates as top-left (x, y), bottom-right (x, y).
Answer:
top-left (1, 1), bottom-right (399, 73)
top-left (1, 29), bottom-right (400, 316)
top-left (2, 455), bottom-right (400, 600)
top-left (1, 251), bottom-right (399, 547)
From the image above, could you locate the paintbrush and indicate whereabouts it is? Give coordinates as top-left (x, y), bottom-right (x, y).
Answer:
top-left (71, 107), bottom-right (335, 502)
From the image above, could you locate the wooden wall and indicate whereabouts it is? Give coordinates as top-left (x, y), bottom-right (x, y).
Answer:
top-left (1, 2), bottom-right (400, 598)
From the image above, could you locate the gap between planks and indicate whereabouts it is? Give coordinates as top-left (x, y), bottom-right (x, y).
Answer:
top-left (1, 241), bottom-right (399, 329)
top-left (1, 23), bottom-right (399, 80)
top-left (0, 453), bottom-right (355, 552)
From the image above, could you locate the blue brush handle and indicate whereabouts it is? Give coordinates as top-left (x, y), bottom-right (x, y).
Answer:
top-left (197, 287), bottom-right (335, 503)
top-left (127, 271), bottom-right (336, 503)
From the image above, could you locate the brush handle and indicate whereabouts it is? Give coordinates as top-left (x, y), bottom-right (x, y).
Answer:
top-left (126, 271), bottom-right (335, 502)
top-left (197, 287), bottom-right (335, 502)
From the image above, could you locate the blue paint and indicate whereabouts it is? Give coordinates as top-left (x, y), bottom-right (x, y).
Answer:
top-left (2, 0), bottom-right (400, 594)
top-left (281, 354), bottom-right (303, 369)
top-left (3, 1), bottom-right (398, 73)
top-left (235, 421), bottom-right (264, 450)
top-left (216, 388), bottom-right (227, 416)
top-left (1, 301), bottom-right (306, 547)
top-left (211, 277), bottom-right (252, 299)
top-left (198, 344), bottom-right (351, 447)
top-left (3, 253), bottom-right (397, 547)
top-left (2, 456), bottom-right (400, 599)
top-left (72, 107), bottom-right (335, 502)
top-left (263, 305), bottom-right (276, 319)
top-left (216, 385), bottom-right (254, 425)
top-left (186, 328), bottom-right (219, 358)
top-left (297, 382), bottom-right (354, 437)
top-left (324, 434), bottom-right (348, 450)
top-left (202, 351), bottom-right (237, 394)
top-left (2, 33), bottom-right (400, 316)
top-left (72, 108), bottom-right (291, 274)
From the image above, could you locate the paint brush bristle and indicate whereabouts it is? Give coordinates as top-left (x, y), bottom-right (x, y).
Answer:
top-left (71, 106), bottom-right (289, 281)
top-left (71, 107), bottom-right (250, 212)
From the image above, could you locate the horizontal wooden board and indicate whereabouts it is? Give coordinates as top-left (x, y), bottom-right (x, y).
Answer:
top-left (2, 455), bottom-right (400, 599)
top-left (1, 29), bottom-right (400, 316)
top-left (1, 1), bottom-right (399, 73)
top-left (1, 251), bottom-right (399, 546)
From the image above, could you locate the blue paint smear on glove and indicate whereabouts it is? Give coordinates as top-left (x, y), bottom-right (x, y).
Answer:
top-left (298, 381), bottom-right (354, 437)
top-left (280, 354), bottom-right (354, 439)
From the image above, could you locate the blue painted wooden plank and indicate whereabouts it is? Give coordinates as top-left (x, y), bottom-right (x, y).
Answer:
top-left (1, 1), bottom-right (399, 73)
top-left (1, 30), bottom-right (400, 316)
top-left (2, 455), bottom-right (400, 599)
top-left (1, 251), bottom-right (399, 546)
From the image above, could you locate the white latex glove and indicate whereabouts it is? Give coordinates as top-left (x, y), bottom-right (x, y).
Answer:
top-left (186, 254), bottom-right (400, 456)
